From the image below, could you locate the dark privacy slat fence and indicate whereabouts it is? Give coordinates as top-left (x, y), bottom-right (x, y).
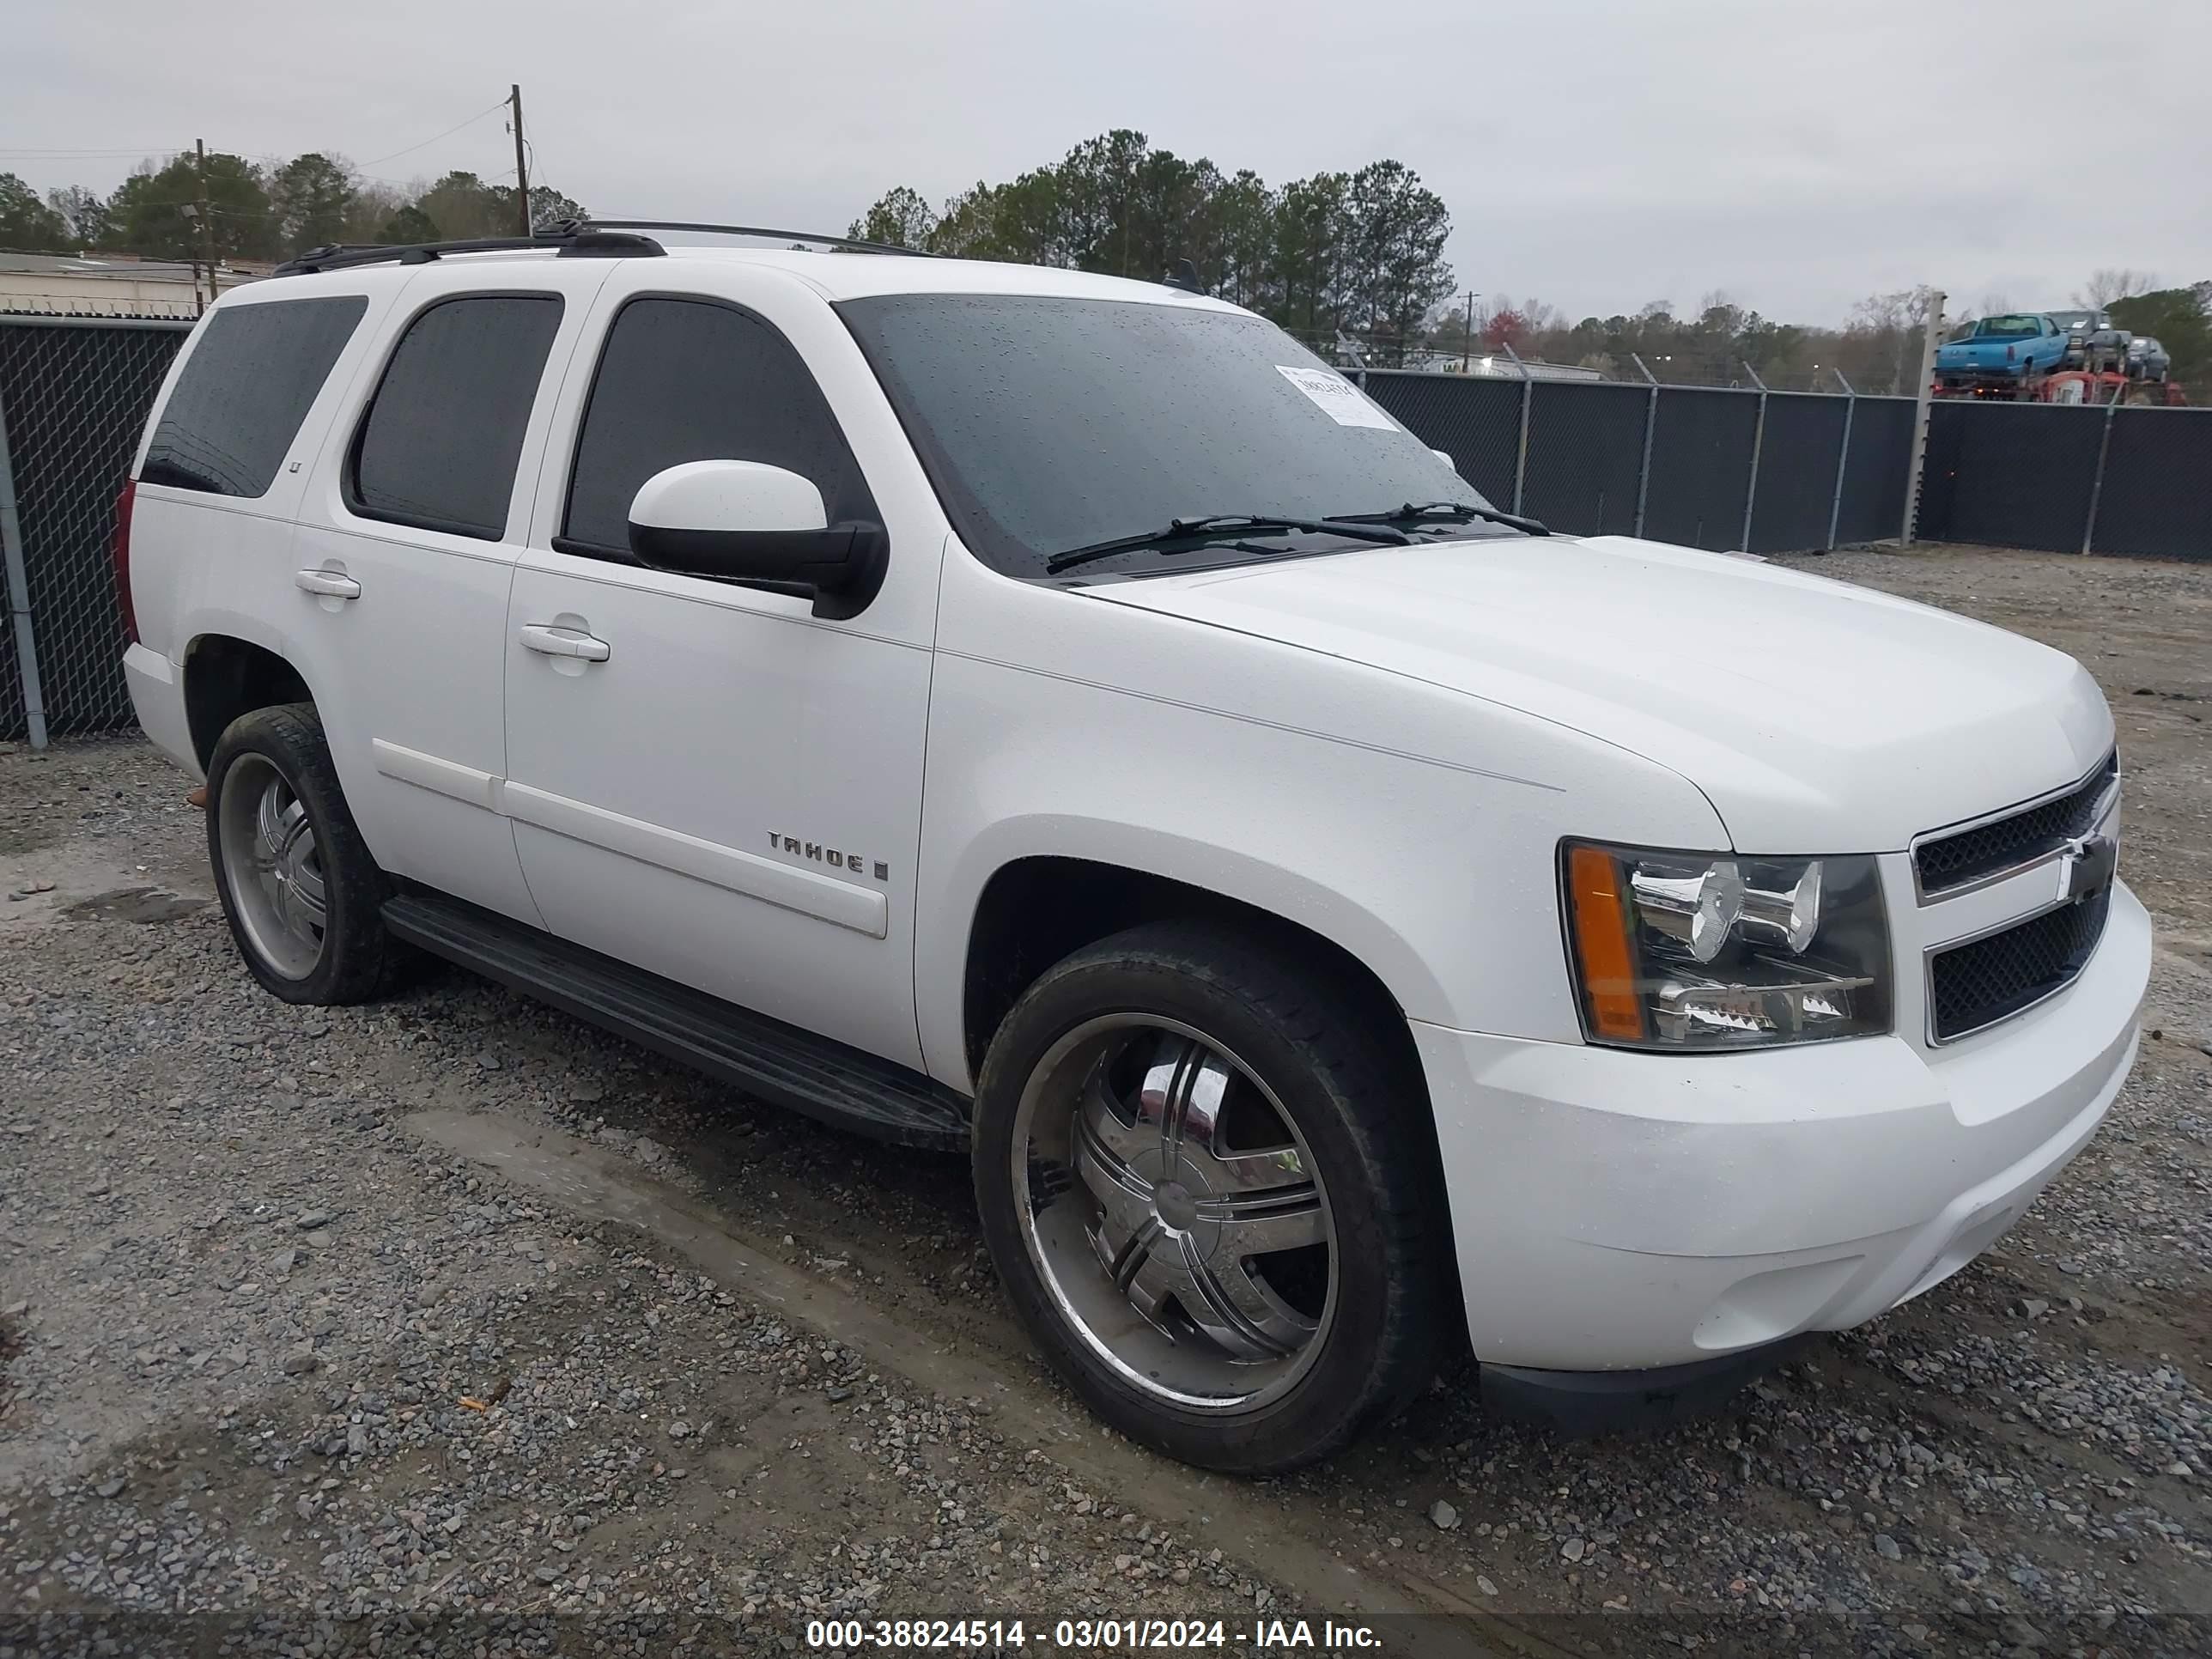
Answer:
top-left (1642, 386), bottom-right (1761, 551)
top-left (1835, 397), bottom-right (1917, 547)
top-left (1917, 402), bottom-right (2105, 552)
top-left (1365, 368), bottom-right (2209, 562)
top-left (2087, 409), bottom-right (2212, 560)
top-left (1362, 370), bottom-right (1919, 554)
top-left (0, 317), bottom-right (190, 742)
top-left (1748, 393), bottom-right (1851, 557)
top-left (2, 314), bottom-right (2207, 744)
top-left (1521, 380), bottom-right (1648, 540)
top-left (1911, 400), bottom-right (2212, 556)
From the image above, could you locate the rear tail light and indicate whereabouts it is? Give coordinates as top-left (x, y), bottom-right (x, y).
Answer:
top-left (2005, 344), bottom-right (2016, 362)
top-left (112, 478), bottom-right (137, 645)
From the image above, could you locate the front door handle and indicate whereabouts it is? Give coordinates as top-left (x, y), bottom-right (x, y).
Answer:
top-left (294, 568), bottom-right (361, 599)
top-left (519, 622), bottom-right (611, 662)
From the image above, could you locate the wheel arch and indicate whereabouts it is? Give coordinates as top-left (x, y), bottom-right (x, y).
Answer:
top-left (180, 619), bottom-right (323, 770)
top-left (945, 836), bottom-right (1444, 1108)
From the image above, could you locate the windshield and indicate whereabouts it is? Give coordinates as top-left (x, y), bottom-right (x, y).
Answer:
top-left (1972, 314), bottom-right (2044, 339)
top-left (836, 293), bottom-right (1485, 578)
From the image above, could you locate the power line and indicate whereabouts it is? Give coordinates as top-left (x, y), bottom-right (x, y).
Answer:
top-left (0, 147), bottom-right (182, 158)
top-left (357, 99), bottom-right (508, 170)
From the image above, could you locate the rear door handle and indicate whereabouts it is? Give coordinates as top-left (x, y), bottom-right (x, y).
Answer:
top-left (294, 568), bottom-right (361, 599)
top-left (519, 622), bottom-right (611, 662)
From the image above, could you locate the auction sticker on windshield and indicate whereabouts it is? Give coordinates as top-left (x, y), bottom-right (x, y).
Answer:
top-left (1275, 365), bottom-right (1399, 430)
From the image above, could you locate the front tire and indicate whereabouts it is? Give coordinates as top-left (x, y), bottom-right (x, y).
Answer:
top-left (972, 921), bottom-right (1449, 1472)
top-left (206, 702), bottom-right (404, 1005)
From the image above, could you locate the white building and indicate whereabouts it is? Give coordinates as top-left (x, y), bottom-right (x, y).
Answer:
top-left (0, 252), bottom-right (263, 319)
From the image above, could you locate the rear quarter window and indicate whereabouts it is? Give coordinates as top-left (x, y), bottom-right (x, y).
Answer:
top-left (141, 296), bottom-right (368, 497)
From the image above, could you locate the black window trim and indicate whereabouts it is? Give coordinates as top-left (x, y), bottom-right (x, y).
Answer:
top-left (342, 288), bottom-right (566, 543)
top-left (548, 289), bottom-right (877, 566)
top-left (140, 293), bottom-right (371, 503)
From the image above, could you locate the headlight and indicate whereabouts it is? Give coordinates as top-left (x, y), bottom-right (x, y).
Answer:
top-left (1560, 842), bottom-right (1892, 1049)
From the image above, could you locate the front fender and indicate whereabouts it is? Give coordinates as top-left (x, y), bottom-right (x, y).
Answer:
top-left (911, 629), bottom-right (1724, 1092)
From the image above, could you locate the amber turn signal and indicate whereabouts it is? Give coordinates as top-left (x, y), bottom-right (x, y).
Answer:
top-left (1565, 843), bottom-right (1646, 1042)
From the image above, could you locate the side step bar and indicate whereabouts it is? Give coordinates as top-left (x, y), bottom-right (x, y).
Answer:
top-left (381, 892), bottom-right (970, 1151)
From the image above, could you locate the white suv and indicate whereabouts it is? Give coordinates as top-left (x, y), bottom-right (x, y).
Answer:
top-left (117, 222), bottom-right (2148, 1472)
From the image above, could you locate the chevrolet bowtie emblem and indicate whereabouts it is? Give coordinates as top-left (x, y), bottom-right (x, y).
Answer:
top-left (2056, 834), bottom-right (2117, 901)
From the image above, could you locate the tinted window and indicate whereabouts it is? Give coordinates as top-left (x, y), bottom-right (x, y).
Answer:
top-left (562, 297), bottom-right (874, 555)
top-left (837, 295), bottom-right (1477, 578)
top-left (142, 297), bottom-right (366, 497)
top-left (350, 295), bottom-right (562, 538)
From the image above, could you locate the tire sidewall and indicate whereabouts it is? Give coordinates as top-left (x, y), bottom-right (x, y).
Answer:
top-left (973, 939), bottom-right (1430, 1471)
top-left (206, 709), bottom-right (362, 1005)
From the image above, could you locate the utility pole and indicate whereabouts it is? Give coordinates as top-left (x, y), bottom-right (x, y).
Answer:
top-left (193, 138), bottom-right (218, 315)
top-left (509, 84), bottom-right (532, 234)
top-left (1459, 290), bottom-right (1480, 373)
top-left (1900, 290), bottom-right (1947, 547)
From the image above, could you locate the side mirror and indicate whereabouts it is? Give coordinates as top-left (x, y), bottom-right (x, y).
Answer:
top-left (1430, 447), bottom-right (1456, 472)
top-left (627, 460), bottom-right (888, 620)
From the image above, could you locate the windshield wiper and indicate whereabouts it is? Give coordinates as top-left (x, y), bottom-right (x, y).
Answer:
top-left (1043, 513), bottom-right (1411, 576)
top-left (1328, 500), bottom-right (1550, 536)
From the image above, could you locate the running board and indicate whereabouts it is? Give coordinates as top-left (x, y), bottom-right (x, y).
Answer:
top-left (380, 893), bottom-right (970, 1151)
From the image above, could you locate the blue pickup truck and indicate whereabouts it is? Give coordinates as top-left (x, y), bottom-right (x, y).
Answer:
top-left (1936, 313), bottom-right (2070, 390)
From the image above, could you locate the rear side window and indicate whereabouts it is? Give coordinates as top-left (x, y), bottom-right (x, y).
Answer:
top-left (560, 296), bottom-right (874, 557)
top-left (142, 296), bottom-right (366, 497)
top-left (349, 295), bottom-right (562, 539)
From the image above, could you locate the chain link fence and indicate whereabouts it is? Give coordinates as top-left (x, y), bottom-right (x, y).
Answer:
top-left (1, 316), bottom-right (188, 743)
top-left (2, 310), bottom-right (2208, 748)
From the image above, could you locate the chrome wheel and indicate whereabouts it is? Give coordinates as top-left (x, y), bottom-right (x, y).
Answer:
top-left (1012, 1014), bottom-right (1336, 1411)
top-left (217, 753), bottom-right (327, 980)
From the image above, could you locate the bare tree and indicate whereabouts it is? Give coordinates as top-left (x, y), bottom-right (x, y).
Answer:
top-left (1846, 285), bottom-right (1944, 393)
top-left (2075, 269), bottom-right (2157, 307)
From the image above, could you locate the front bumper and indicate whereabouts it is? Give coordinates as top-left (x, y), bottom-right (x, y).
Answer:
top-left (1414, 879), bottom-right (2148, 1372)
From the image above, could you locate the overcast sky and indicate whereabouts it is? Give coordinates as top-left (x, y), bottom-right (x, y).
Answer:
top-left (9, 0), bottom-right (2209, 325)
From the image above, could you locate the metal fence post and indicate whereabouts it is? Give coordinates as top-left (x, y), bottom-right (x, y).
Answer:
top-left (2081, 392), bottom-right (2122, 556)
top-left (1826, 369), bottom-right (1857, 550)
top-left (0, 372), bottom-right (50, 750)
top-left (1739, 361), bottom-right (1768, 552)
top-left (1631, 353), bottom-right (1659, 538)
top-left (1502, 340), bottom-right (1533, 515)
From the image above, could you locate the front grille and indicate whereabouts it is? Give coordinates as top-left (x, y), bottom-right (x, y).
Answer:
top-left (1929, 887), bottom-right (2111, 1042)
top-left (1915, 751), bottom-right (2118, 896)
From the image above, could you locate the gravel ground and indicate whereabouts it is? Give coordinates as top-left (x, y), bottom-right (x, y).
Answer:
top-left (2, 543), bottom-right (2207, 1658)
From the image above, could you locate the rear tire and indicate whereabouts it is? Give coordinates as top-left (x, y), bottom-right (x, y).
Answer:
top-left (206, 702), bottom-right (404, 1005)
top-left (971, 921), bottom-right (1449, 1473)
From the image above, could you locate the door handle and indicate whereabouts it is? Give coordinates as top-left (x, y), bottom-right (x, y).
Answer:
top-left (294, 568), bottom-right (361, 599)
top-left (519, 622), bottom-right (611, 662)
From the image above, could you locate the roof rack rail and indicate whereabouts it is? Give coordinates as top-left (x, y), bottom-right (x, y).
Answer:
top-left (269, 216), bottom-right (933, 281)
top-left (577, 219), bottom-right (939, 258)
top-left (271, 226), bottom-right (665, 277)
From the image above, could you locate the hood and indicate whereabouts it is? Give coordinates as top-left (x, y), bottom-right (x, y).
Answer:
top-left (1078, 535), bottom-right (2112, 853)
